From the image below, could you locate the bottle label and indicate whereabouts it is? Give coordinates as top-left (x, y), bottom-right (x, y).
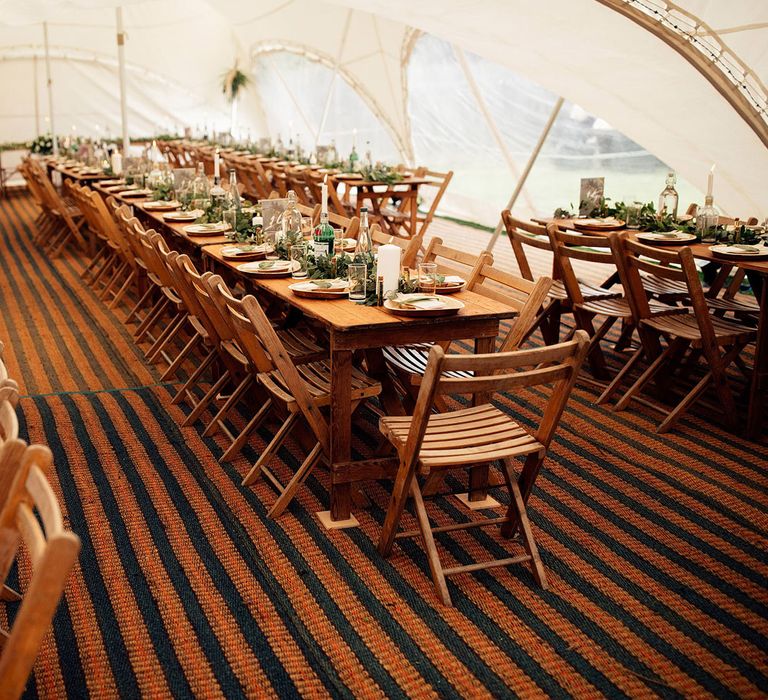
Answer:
top-left (313, 240), bottom-right (332, 258)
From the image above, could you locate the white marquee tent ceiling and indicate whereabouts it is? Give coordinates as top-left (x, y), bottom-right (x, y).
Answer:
top-left (0, 0), bottom-right (765, 218)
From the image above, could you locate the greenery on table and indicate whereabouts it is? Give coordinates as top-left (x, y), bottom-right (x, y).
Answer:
top-left (356, 162), bottom-right (404, 185)
top-left (554, 198), bottom-right (697, 234)
top-left (0, 141), bottom-right (30, 152)
top-left (151, 181), bottom-right (174, 201)
top-left (29, 134), bottom-right (56, 155)
top-left (228, 209), bottom-right (264, 244)
top-left (275, 229), bottom-right (304, 259)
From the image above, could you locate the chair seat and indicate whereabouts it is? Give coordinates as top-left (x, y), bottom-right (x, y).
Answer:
top-left (277, 327), bottom-right (325, 364)
top-left (705, 296), bottom-right (760, 315)
top-left (640, 273), bottom-right (688, 298)
top-left (260, 361), bottom-right (381, 408)
top-left (383, 343), bottom-right (472, 379)
top-left (642, 314), bottom-right (756, 346)
top-left (548, 280), bottom-right (620, 302)
top-left (380, 404), bottom-right (543, 474)
top-left (576, 297), bottom-right (682, 319)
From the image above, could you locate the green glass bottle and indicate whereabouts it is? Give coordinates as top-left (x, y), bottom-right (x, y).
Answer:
top-left (312, 211), bottom-right (334, 258)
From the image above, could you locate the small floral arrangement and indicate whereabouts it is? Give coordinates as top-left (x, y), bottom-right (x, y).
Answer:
top-left (29, 134), bottom-right (55, 155)
top-left (357, 162), bottom-right (403, 185)
top-left (151, 181), bottom-right (174, 202)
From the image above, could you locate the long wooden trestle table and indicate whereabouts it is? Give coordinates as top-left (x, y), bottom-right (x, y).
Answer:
top-left (90, 180), bottom-right (519, 524)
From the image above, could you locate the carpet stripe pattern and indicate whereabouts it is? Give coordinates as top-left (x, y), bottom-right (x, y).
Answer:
top-left (1, 194), bottom-right (766, 698)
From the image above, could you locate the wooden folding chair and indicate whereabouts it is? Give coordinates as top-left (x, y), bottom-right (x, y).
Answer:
top-left (377, 333), bottom-right (589, 606)
top-left (368, 223), bottom-right (422, 269)
top-left (502, 211), bottom-right (619, 345)
top-left (548, 226), bottom-right (683, 390)
top-left (611, 235), bottom-right (756, 433)
top-left (0, 444), bottom-right (81, 700)
top-left (208, 277), bottom-right (380, 517)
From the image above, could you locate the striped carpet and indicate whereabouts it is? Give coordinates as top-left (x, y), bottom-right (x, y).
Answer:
top-left (1, 193), bottom-right (767, 698)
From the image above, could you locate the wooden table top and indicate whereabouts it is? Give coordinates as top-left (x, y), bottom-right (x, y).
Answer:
top-left (534, 217), bottom-right (768, 274)
top-left (250, 276), bottom-right (516, 333)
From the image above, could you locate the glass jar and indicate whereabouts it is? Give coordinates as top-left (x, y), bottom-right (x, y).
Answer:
top-left (695, 197), bottom-right (718, 243)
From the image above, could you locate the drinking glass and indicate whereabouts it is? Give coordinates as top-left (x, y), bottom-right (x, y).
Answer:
top-left (263, 229), bottom-right (277, 259)
top-left (625, 201), bottom-right (641, 229)
top-left (418, 262), bottom-right (438, 295)
top-left (333, 227), bottom-right (345, 255)
top-left (223, 207), bottom-right (238, 233)
top-left (348, 263), bottom-right (367, 303)
top-left (290, 244), bottom-right (308, 278)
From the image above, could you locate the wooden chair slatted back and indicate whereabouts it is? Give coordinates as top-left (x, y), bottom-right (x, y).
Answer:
top-left (547, 224), bottom-right (618, 305)
top-left (501, 210), bottom-right (558, 281)
top-left (369, 224), bottom-right (422, 269)
top-left (0, 445), bottom-right (80, 700)
top-left (177, 257), bottom-right (232, 345)
top-left (468, 263), bottom-right (552, 352)
top-left (415, 168), bottom-right (453, 231)
top-left (205, 276), bottom-right (275, 374)
top-left (422, 237), bottom-right (493, 279)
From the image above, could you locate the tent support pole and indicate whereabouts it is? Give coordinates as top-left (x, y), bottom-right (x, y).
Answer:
top-left (116, 7), bottom-right (129, 154)
top-left (270, 57), bottom-right (317, 138)
top-left (488, 96), bottom-right (564, 250)
top-left (453, 46), bottom-right (535, 213)
top-left (42, 22), bottom-right (57, 156)
top-left (33, 54), bottom-right (40, 137)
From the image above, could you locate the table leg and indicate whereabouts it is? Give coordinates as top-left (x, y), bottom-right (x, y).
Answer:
top-left (409, 189), bottom-right (418, 240)
top-left (747, 274), bottom-right (767, 440)
top-left (329, 348), bottom-right (353, 521)
top-left (468, 334), bottom-right (496, 502)
top-left (364, 348), bottom-right (406, 417)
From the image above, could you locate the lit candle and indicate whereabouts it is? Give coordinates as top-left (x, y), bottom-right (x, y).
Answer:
top-left (377, 243), bottom-right (401, 297)
top-left (111, 150), bottom-right (122, 175)
top-left (214, 148), bottom-right (221, 180)
top-left (321, 174), bottom-right (328, 215)
top-left (706, 163), bottom-right (715, 198)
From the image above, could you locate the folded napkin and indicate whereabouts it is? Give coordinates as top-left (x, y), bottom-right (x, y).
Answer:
top-left (717, 244), bottom-right (764, 255)
top-left (392, 294), bottom-right (446, 309)
top-left (294, 279), bottom-right (348, 291)
top-left (440, 275), bottom-right (465, 285)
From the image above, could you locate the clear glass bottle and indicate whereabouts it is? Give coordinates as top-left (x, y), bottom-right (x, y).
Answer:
top-left (696, 196), bottom-right (719, 243)
top-left (328, 139), bottom-right (338, 166)
top-left (190, 162), bottom-right (210, 211)
top-left (224, 169), bottom-right (241, 211)
top-left (279, 190), bottom-right (303, 240)
top-left (658, 171), bottom-right (679, 220)
top-left (364, 141), bottom-right (372, 169)
top-left (354, 207), bottom-right (373, 261)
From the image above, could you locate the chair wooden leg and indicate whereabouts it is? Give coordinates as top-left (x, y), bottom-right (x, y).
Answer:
top-left (171, 348), bottom-right (217, 405)
top-left (182, 370), bottom-right (230, 426)
top-left (657, 371), bottom-right (712, 433)
top-left (146, 312), bottom-right (186, 363)
top-left (501, 458), bottom-right (547, 589)
top-left (220, 398), bottom-right (272, 463)
top-left (125, 283), bottom-right (154, 325)
top-left (203, 374), bottom-right (253, 437)
top-left (614, 340), bottom-right (675, 412)
top-left (596, 346), bottom-right (644, 405)
top-left (161, 331), bottom-right (201, 381)
top-left (135, 297), bottom-right (168, 343)
top-left (410, 480), bottom-right (452, 606)
top-left (378, 460), bottom-right (417, 558)
top-left (108, 269), bottom-right (136, 310)
top-left (267, 442), bottom-right (323, 518)
top-left (241, 411), bottom-right (299, 487)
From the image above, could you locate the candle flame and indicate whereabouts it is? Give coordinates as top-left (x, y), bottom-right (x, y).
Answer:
top-left (710, 163), bottom-right (716, 173)
top-left (323, 174), bottom-right (327, 184)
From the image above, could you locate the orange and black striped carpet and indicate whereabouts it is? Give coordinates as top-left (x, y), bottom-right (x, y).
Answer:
top-left (1, 193), bottom-right (767, 698)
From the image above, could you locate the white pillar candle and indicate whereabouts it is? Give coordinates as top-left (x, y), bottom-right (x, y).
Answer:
top-left (706, 163), bottom-right (715, 198)
top-left (321, 174), bottom-right (328, 215)
top-left (377, 243), bottom-right (401, 297)
top-left (111, 150), bottom-right (122, 175)
top-left (214, 148), bottom-right (221, 179)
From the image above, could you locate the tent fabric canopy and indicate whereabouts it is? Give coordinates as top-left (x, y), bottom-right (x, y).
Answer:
top-left (0, 0), bottom-right (765, 219)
